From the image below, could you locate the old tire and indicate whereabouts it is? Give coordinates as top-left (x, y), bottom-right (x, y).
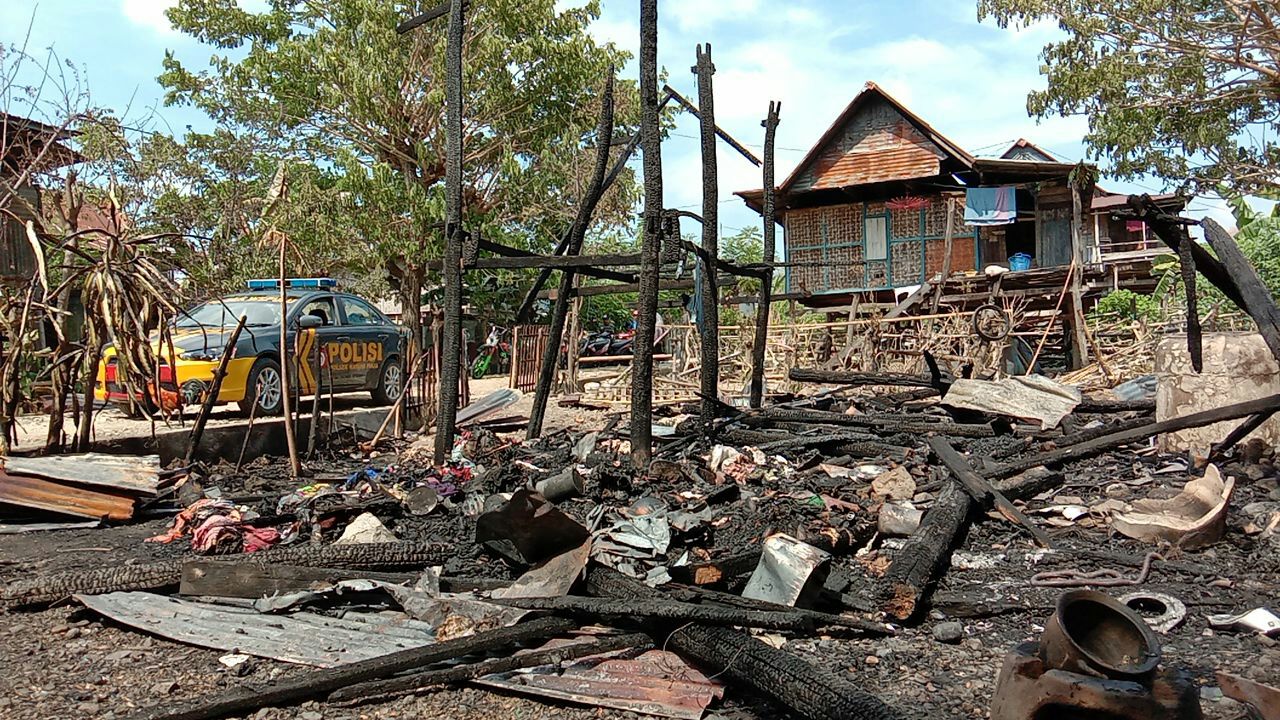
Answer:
top-left (239, 358), bottom-right (284, 416)
top-left (372, 356), bottom-right (405, 406)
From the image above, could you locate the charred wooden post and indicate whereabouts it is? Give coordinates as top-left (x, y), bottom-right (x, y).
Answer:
top-left (749, 101), bottom-right (780, 409)
top-left (121, 616), bottom-right (577, 720)
top-left (880, 479), bottom-right (971, 621)
top-left (527, 72), bottom-right (615, 439)
top-left (587, 566), bottom-right (902, 720)
top-left (694, 44), bottom-right (720, 427)
top-left (183, 315), bottom-right (247, 465)
top-left (434, 0), bottom-right (466, 465)
top-left (1067, 178), bottom-right (1091, 368)
top-left (1178, 225), bottom-right (1202, 371)
top-left (328, 632), bottom-right (651, 705)
top-left (630, 0), bottom-right (663, 468)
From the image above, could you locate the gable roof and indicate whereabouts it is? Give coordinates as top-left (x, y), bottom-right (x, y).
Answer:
top-left (999, 138), bottom-right (1058, 162)
top-left (776, 82), bottom-right (975, 197)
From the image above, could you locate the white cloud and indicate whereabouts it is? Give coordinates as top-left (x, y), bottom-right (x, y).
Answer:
top-left (120, 0), bottom-right (177, 35)
top-left (666, 0), bottom-right (760, 32)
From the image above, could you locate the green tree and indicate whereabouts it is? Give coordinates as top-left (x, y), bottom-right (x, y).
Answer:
top-left (978, 1), bottom-right (1280, 195)
top-left (159, 0), bottom-right (638, 350)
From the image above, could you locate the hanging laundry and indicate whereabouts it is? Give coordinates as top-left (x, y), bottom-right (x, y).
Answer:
top-left (964, 186), bottom-right (1017, 226)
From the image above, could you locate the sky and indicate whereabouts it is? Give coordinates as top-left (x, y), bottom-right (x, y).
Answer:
top-left (1, 0), bottom-right (1234, 241)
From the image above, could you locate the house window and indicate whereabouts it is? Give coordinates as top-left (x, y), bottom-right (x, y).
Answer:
top-left (865, 216), bottom-right (887, 260)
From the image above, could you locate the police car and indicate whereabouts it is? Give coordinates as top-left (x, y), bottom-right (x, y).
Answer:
top-left (96, 278), bottom-right (408, 416)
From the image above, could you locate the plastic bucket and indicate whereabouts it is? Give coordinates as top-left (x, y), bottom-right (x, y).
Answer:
top-left (1009, 253), bottom-right (1032, 271)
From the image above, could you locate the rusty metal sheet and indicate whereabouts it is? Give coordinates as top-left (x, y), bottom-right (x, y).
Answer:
top-left (810, 144), bottom-right (941, 190)
top-left (4, 453), bottom-right (164, 495)
top-left (475, 641), bottom-right (725, 719)
top-left (0, 470), bottom-right (136, 520)
top-left (77, 592), bottom-right (437, 667)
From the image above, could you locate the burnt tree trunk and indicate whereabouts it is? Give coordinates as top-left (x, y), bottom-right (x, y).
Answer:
top-left (434, 0), bottom-right (466, 465)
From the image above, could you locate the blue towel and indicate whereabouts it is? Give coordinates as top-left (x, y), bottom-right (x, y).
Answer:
top-left (964, 186), bottom-right (1016, 226)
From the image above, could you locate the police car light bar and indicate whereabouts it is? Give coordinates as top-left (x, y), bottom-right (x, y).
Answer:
top-left (246, 278), bottom-right (338, 290)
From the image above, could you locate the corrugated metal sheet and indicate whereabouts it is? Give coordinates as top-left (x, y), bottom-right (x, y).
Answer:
top-left (810, 141), bottom-right (941, 190)
top-left (781, 83), bottom-right (967, 197)
top-left (793, 101), bottom-right (945, 193)
top-left (0, 470), bottom-right (136, 520)
top-left (4, 453), bottom-right (164, 495)
top-left (77, 592), bottom-right (437, 667)
top-left (476, 643), bottom-right (725, 720)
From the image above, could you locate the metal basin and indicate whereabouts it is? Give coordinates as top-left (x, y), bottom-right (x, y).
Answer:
top-left (1040, 589), bottom-right (1161, 680)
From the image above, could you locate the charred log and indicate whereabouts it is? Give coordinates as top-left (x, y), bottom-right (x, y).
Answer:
top-left (3, 542), bottom-right (449, 608)
top-left (587, 566), bottom-right (902, 720)
top-left (879, 479), bottom-right (972, 621)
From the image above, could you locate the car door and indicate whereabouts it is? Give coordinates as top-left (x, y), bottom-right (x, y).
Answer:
top-left (294, 295), bottom-right (346, 393)
top-left (336, 295), bottom-right (392, 390)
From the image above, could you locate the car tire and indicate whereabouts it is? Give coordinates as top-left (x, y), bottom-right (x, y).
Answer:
top-left (239, 358), bottom-right (284, 417)
top-left (372, 356), bottom-right (405, 406)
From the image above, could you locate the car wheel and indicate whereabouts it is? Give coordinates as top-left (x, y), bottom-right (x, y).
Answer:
top-left (372, 357), bottom-right (405, 406)
top-left (239, 358), bottom-right (284, 416)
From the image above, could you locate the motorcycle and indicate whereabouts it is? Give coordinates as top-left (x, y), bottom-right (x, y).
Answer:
top-left (579, 329), bottom-right (633, 357)
top-left (470, 326), bottom-right (511, 379)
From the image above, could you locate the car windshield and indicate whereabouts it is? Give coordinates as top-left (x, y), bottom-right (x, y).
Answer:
top-left (175, 298), bottom-right (291, 328)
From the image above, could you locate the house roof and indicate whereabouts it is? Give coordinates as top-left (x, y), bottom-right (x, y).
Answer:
top-left (0, 112), bottom-right (84, 173)
top-left (999, 138), bottom-right (1058, 162)
top-left (1090, 192), bottom-right (1186, 212)
top-left (774, 82), bottom-right (974, 198)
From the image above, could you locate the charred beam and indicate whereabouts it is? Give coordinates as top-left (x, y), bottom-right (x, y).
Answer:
top-left (927, 436), bottom-right (1053, 548)
top-left (528, 72), bottom-right (616, 440)
top-left (1201, 217), bottom-right (1280, 363)
top-left (991, 392), bottom-right (1280, 480)
top-left (880, 479), bottom-right (971, 621)
top-left (662, 84), bottom-right (762, 166)
top-left (789, 368), bottom-right (939, 388)
top-left (489, 594), bottom-right (819, 631)
top-left (587, 566), bottom-right (902, 720)
top-left (3, 542), bottom-right (449, 608)
top-left (477, 238), bottom-right (632, 284)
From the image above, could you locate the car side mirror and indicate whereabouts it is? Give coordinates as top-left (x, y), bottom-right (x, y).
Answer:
top-left (297, 315), bottom-right (322, 329)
